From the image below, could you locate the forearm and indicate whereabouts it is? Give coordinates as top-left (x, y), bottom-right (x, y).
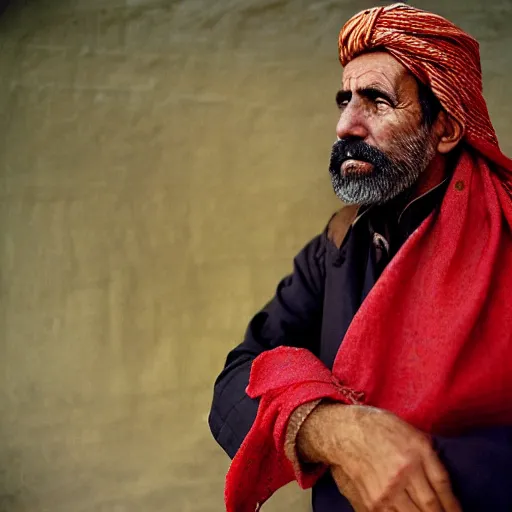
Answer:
top-left (284, 400), bottom-right (323, 469)
top-left (295, 402), bottom-right (357, 465)
top-left (295, 402), bottom-right (336, 464)
top-left (210, 233), bottom-right (326, 458)
top-left (297, 406), bottom-right (512, 510)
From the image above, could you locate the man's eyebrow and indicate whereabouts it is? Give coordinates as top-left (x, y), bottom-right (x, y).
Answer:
top-left (360, 86), bottom-right (397, 105)
top-left (335, 86), bottom-right (397, 106)
top-left (335, 89), bottom-right (351, 106)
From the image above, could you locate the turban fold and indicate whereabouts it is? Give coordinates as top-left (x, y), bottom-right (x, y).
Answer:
top-left (224, 6), bottom-right (512, 512)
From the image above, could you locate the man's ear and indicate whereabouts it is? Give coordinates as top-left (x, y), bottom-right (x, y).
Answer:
top-left (434, 111), bottom-right (464, 154)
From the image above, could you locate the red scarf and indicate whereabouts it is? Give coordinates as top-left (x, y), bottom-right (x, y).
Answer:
top-left (224, 5), bottom-right (512, 511)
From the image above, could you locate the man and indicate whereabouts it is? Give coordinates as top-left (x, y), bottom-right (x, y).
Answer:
top-left (209, 4), bottom-right (512, 511)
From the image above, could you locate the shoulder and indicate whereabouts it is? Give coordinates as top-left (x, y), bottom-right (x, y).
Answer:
top-left (294, 204), bottom-right (359, 270)
top-left (325, 204), bottom-right (359, 249)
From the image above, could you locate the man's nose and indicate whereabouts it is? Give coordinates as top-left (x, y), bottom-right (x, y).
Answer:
top-left (336, 104), bottom-right (369, 141)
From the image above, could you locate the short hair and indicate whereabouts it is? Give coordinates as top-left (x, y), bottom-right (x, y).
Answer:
top-left (416, 78), bottom-right (442, 127)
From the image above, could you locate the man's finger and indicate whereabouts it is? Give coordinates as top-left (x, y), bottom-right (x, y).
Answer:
top-left (406, 472), bottom-right (443, 512)
top-left (423, 451), bottom-right (462, 512)
top-left (331, 465), bottom-right (366, 511)
top-left (384, 490), bottom-right (422, 511)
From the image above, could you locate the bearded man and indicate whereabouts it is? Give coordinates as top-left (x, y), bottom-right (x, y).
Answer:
top-left (209, 4), bottom-right (512, 511)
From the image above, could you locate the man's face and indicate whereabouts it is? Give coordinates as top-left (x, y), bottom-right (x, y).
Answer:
top-left (329, 51), bottom-right (438, 205)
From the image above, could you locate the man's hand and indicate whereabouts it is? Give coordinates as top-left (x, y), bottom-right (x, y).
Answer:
top-left (296, 403), bottom-right (462, 512)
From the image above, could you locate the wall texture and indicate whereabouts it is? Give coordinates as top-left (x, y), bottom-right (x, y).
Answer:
top-left (0, 1), bottom-right (511, 511)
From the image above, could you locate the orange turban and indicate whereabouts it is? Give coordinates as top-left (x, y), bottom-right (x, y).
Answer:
top-left (338, 3), bottom-right (497, 148)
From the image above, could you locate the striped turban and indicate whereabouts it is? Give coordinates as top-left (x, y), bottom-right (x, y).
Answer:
top-left (338, 3), bottom-right (498, 149)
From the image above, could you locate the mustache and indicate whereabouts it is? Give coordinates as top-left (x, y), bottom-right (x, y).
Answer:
top-left (329, 138), bottom-right (391, 175)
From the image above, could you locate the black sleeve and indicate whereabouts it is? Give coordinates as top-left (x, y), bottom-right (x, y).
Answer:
top-left (208, 233), bottom-right (327, 459)
top-left (434, 426), bottom-right (512, 511)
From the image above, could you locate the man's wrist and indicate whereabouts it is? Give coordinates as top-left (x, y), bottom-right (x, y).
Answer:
top-left (284, 399), bottom-right (323, 471)
top-left (296, 402), bottom-right (349, 465)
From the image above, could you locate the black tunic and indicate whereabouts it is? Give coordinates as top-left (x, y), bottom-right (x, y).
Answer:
top-left (209, 181), bottom-right (512, 511)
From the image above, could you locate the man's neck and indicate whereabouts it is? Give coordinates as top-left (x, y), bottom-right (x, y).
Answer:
top-left (371, 151), bottom-right (456, 222)
top-left (412, 153), bottom-right (449, 199)
top-left (353, 148), bottom-right (461, 222)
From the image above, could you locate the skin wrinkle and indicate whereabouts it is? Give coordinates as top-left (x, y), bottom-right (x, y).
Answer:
top-left (330, 52), bottom-right (440, 205)
top-left (329, 120), bottom-right (437, 205)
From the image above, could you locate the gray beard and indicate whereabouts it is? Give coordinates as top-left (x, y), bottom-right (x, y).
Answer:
top-left (330, 124), bottom-right (437, 206)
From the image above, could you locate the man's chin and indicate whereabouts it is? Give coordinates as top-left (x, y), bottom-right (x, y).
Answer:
top-left (333, 180), bottom-right (402, 206)
top-left (333, 187), bottom-right (374, 206)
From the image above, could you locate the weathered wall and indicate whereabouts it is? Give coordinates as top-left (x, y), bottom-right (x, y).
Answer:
top-left (0, 1), bottom-right (511, 510)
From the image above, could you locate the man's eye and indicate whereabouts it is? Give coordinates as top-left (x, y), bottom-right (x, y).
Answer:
top-left (338, 100), bottom-right (349, 109)
top-left (375, 98), bottom-right (391, 107)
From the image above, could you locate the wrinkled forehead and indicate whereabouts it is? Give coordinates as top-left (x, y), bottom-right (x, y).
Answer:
top-left (341, 51), bottom-right (413, 92)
